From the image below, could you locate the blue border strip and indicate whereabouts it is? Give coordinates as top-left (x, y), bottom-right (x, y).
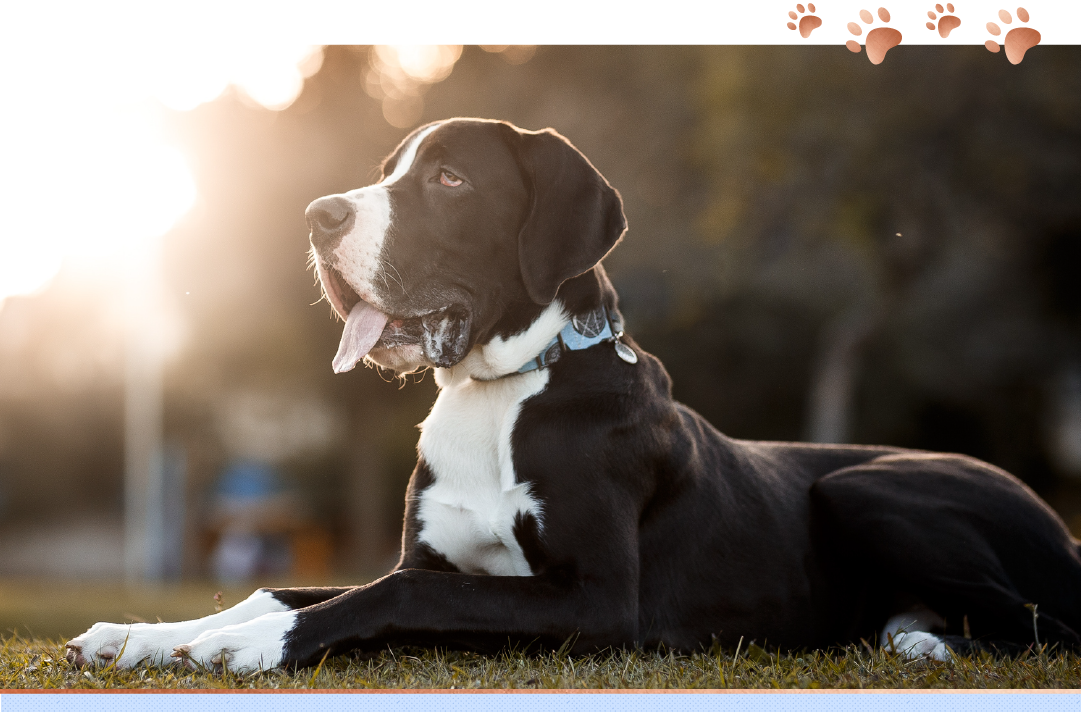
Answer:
top-left (3, 692), bottom-right (1081, 712)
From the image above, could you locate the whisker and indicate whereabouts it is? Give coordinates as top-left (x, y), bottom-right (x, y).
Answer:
top-left (385, 261), bottom-right (406, 292)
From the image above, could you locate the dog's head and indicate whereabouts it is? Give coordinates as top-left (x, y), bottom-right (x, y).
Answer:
top-left (307, 118), bottom-right (626, 375)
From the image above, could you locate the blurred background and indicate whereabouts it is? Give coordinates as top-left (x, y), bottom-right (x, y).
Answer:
top-left (1, 45), bottom-right (1079, 639)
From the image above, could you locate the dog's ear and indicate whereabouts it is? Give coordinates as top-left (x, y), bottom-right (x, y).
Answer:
top-left (515, 129), bottom-right (627, 305)
top-left (421, 308), bottom-right (472, 368)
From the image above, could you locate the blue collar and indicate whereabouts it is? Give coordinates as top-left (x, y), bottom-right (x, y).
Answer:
top-left (515, 305), bottom-right (628, 375)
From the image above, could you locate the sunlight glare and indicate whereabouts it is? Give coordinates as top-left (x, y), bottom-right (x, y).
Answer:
top-left (151, 44), bottom-right (324, 112)
top-left (0, 40), bottom-right (324, 303)
top-left (66, 138), bottom-right (198, 257)
top-left (0, 104), bottom-right (196, 303)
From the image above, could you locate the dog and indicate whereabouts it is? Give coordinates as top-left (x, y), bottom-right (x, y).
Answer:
top-left (66, 117), bottom-right (1081, 672)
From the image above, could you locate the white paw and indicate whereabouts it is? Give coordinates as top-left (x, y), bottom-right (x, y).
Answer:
top-left (890, 630), bottom-right (952, 661)
top-left (173, 611), bottom-right (296, 673)
top-left (880, 608), bottom-right (950, 661)
top-left (66, 622), bottom-right (182, 669)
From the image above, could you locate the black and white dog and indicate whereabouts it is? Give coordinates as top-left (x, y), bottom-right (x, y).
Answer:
top-left (67, 118), bottom-right (1081, 672)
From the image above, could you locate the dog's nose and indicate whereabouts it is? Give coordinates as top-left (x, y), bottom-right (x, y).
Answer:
top-left (306, 196), bottom-right (356, 250)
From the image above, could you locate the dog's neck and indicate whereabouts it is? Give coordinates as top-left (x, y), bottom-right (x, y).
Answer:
top-left (437, 302), bottom-right (569, 385)
top-left (435, 267), bottom-right (621, 387)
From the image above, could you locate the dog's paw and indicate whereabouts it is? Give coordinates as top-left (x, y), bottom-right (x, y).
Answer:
top-left (172, 611), bottom-right (296, 674)
top-left (66, 622), bottom-right (180, 669)
top-left (889, 630), bottom-right (952, 661)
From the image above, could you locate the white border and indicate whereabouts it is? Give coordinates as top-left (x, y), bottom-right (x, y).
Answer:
top-left (2, 1), bottom-right (1079, 45)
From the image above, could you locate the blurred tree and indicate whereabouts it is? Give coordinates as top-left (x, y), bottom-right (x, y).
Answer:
top-left (3, 45), bottom-right (1080, 580)
top-left (689, 46), bottom-right (1081, 498)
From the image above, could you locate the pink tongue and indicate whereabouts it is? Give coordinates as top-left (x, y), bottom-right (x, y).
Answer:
top-left (332, 301), bottom-right (390, 374)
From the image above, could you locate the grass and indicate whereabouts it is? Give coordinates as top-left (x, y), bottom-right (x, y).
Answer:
top-left (4, 636), bottom-right (1081, 690)
top-left (3, 582), bottom-right (1079, 690)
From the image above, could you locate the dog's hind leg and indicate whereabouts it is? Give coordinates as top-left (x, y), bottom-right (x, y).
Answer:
top-left (879, 606), bottom-right (951, 660)
top-left (811, 452), bottom-right (1081, 654)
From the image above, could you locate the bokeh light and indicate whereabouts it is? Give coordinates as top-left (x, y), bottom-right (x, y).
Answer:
top-left (380, 45), bottom-right (462, 83)
top-left (0, 41), bottom-right (325, 303)
top-left (150, 43), bottom-right (325, 112)
top-left (479, 45), bottom-right (538, 65)
top-left (365, 45), bottom-right (464, 128)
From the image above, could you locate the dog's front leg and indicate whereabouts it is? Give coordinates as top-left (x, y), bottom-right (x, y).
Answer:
top-left (177, 568), bottom-right (639, 672)
top-left (176, 454), bottom-right (646, 672)
top-left (65, 586), bottom-right (355, 668)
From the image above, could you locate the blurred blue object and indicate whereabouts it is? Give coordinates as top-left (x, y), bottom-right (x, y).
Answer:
top-left (209, 459), bottom-right (301, 582)
top-left (216, 459), bottom-right (282, 500)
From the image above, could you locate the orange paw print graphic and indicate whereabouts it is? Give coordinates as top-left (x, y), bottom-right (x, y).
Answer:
top-left (846, 8), bottom-right (902, 65)
top-left (787, 3), bottom-right (822, 38)
top-left (986, 7), bottom-right (1041, 64)
top-left (926, 3), bottom-right (961, 38)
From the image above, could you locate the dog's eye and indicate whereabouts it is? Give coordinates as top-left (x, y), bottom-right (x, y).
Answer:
top-left (440, 171), bottom-right (463, 187)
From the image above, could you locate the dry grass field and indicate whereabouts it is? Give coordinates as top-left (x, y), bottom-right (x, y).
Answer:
top-left (3, 579), bottom-right (1079, 690)
top-left (4, 634), bottom-right (1081, 689)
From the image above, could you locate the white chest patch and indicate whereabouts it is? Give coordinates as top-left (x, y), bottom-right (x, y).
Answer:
top-left (416, 370), bottom-right (548, 576)
top-left (414, 303), bottom-right (568, 575)
top-left (412, 302), bottom-right (568, 576)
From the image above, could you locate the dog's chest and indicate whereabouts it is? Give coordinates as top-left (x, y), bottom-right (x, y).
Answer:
top-left (415, 371), bottom-right (547, 576)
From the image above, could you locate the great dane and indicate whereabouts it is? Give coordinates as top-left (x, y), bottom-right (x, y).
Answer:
top-left (67, 118), bottom-right (1081, 671)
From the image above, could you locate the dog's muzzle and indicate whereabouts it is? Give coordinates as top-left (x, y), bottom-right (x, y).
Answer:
top-left (306, 195), bottom-right (355, 253)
